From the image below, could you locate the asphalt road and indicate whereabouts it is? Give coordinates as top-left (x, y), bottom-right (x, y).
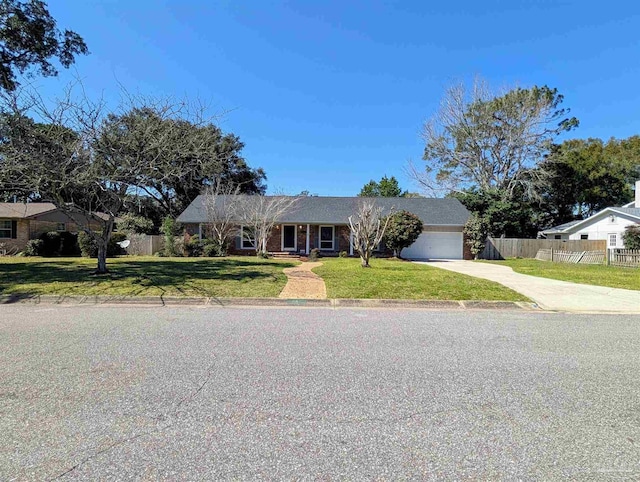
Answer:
top-left (1, 305), bottom-right (639, 480)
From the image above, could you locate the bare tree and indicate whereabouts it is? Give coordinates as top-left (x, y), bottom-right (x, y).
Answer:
top-left (202, 178), bottom-right (241, 256)
top-left (411, 77), bottom-right (578, 198)
top-left (236, 195), bottom-right (299, 258)
top-left (348, 200), bottom-right (391, 268)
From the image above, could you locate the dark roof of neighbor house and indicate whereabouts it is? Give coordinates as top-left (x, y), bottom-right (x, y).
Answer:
top-left (0, 203), bottom-right (57, 219)
top-left (541, 219), bottom-right (582, 234)
top-left (177, 195), bottom-right (470, 226)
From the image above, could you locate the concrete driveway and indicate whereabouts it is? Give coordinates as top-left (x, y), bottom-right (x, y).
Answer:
top-left (415, 260), bottom-right (640, 313)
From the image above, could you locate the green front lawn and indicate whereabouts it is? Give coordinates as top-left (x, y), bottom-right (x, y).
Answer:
top-left (0, 256), bottom-right (298, 298)
top-left (313, 257), bottom-right (528, 301)
top-left (481, 259), bottom-right (640, 291)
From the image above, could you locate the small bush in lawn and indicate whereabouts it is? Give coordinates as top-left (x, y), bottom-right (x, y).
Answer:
top-left (203, 242), bottom-right (225, 257)
top-left (309, 248), bottom-right (321, 261)
top-left (160, 217), bottom-right (182, 257)
top-left (24, 239), bottom-right (44, 256)
top-left (185, 236), bottom-right (204, 257)
top-left (339, 250), bottom-right (348, 258)
top-left (78, 231), bottom-right (98, 257)
top-left (39, 231), bottom-right (61, 257)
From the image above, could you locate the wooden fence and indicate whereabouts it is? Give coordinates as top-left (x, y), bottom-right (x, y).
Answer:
top-left (535, 249), bottom-right (605, 264)
top-left (480, 238), bottom-right (606, 260)
top-left (125, 234), bottom-right (164, 256)
top-left (610, 249), bottom-right (640, 268)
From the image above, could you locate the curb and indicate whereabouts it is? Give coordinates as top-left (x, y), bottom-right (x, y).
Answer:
top-left (0, 294), bottom-right (539, 311)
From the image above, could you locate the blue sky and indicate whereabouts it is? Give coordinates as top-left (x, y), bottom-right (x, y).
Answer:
top-left (38, 0), bottom-right (640, 196)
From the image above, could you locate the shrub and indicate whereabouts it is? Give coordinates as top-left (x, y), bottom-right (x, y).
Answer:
top-left (78, 231), bottom-right (98, 257)
top-left (339, 250), bottom-right (348, 258)
top-left (59, 232), bottom-right (80, 256)
top-left (184, 235), bottom-right (204, 257)
top-left (118, 213), bottom-right (155, 235)
top-left (39, 231), bottom-right (61, 257)
top-left (78, 232), bottom-right (126, 258)
top-left (383, 211), bottom-right (423, 258)
top-left (203, 242), bottom-right (225, 257)
top-left (309, 248), bottom-right (321, 261)
top-left (160, 217), bottom-right (182, 257)
top-left (622, 225), bottom-right (640, 250)
top-left (24, 239), bottom-right (44, 256)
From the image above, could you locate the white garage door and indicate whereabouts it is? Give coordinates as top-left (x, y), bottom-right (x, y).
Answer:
top-left (401, 232), bottom-right (463, 259)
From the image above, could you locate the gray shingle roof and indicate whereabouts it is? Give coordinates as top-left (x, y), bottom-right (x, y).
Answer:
top-left (177, 195), bottom-right (470, 226)
top-left (541, 219), bottom-right (582, 234)
top-left (610, 207), bottom-right (640, 219)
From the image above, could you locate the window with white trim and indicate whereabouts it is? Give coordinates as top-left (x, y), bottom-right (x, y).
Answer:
top-left (319, 225), bottom-right (334, 250)
top-left (608, 233), bottom-right (618, 248)
top-left (56, 223), bottom-right (66, 232)
top-left (240, 226), bottom-right (255, 249)
top-left (580, 234), bottom-right (588, 240)
top-left (0, 220), bottom-right (12, 238)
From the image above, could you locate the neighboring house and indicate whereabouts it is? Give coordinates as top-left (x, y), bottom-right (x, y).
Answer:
top-left (177, 196), bottom-right (472, 259)
top-left (541, 180), bottom-right (640, 249)
top-left (0, 203), bottom-right (103, 253)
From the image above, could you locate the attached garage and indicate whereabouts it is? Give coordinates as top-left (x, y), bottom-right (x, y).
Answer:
top-left (402, 230), bottom-right (464, 260)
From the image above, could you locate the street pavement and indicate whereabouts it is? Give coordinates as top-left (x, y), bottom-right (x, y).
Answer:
top-left (417, 260), bottom-right (640, 313)
top-left (1, 304), bottom-right (639, 480)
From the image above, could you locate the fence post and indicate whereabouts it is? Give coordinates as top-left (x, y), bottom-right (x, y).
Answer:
top-left (551, 248), bottom-right (554, 262)
top-left (605, 248), bottom-right (610, 266)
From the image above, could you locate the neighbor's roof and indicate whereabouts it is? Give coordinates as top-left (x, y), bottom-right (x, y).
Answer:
top-left (177, 195), bottom-right (470, 225)
top-left (542, 207), bottom-right (640, 234)
top-left (541, 219), bottom-right (582, 234)
top-left (0, 202), bottom-right (57, 219)
top-left (610, 207), bottom-right (640, 219)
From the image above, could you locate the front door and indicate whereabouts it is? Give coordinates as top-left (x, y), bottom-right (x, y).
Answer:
top-left (282, 225), bottom-right (297, 251)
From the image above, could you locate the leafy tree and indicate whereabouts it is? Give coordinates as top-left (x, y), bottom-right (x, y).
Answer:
top-left (359, 175), bottom-right (407, 197)
top-left (537, 137), bottom-right (640, 227)
top-left (383, 210), bottom-right (423, 258)
top-left (0, 0), bottom-right (88, 92)
top-left (96, 106), bottom-right (265, 217)
top-left (118, 213), bottom-right (155, 235)
top-left (622, 225), bottom-right (640, 250)
top-left (413, 78), bottom-right (578, 197)
top-left (0, 87), bottom-right (263, 273)
top-left (463, 213), bottom-right (490, 259)
top-left (453, 188), bottom-right (539, 239)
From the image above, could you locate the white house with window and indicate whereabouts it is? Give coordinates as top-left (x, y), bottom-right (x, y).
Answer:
top-left (541, 181), bottom-right (640, 248)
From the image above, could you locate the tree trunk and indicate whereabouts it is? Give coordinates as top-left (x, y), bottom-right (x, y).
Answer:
top-left (96, 242), bottom-right (109, 274)
top-left (360, 255), bottom-right (370, 268)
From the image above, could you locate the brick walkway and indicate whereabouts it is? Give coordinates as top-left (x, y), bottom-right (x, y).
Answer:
top-left (278, 261), bottom-right (327, 299)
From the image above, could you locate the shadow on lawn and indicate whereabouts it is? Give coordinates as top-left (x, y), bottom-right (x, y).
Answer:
top-left (0, 258), bottom-right (296, 301)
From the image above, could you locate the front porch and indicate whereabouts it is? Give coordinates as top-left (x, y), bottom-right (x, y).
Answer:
top-left (269, 223), bottom-right (354, 256)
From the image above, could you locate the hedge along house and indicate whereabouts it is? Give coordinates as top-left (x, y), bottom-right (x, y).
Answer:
top-left (0, 203), bottom-right (104, 254)
top-left (177, 196), bottom-right (472, 260)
